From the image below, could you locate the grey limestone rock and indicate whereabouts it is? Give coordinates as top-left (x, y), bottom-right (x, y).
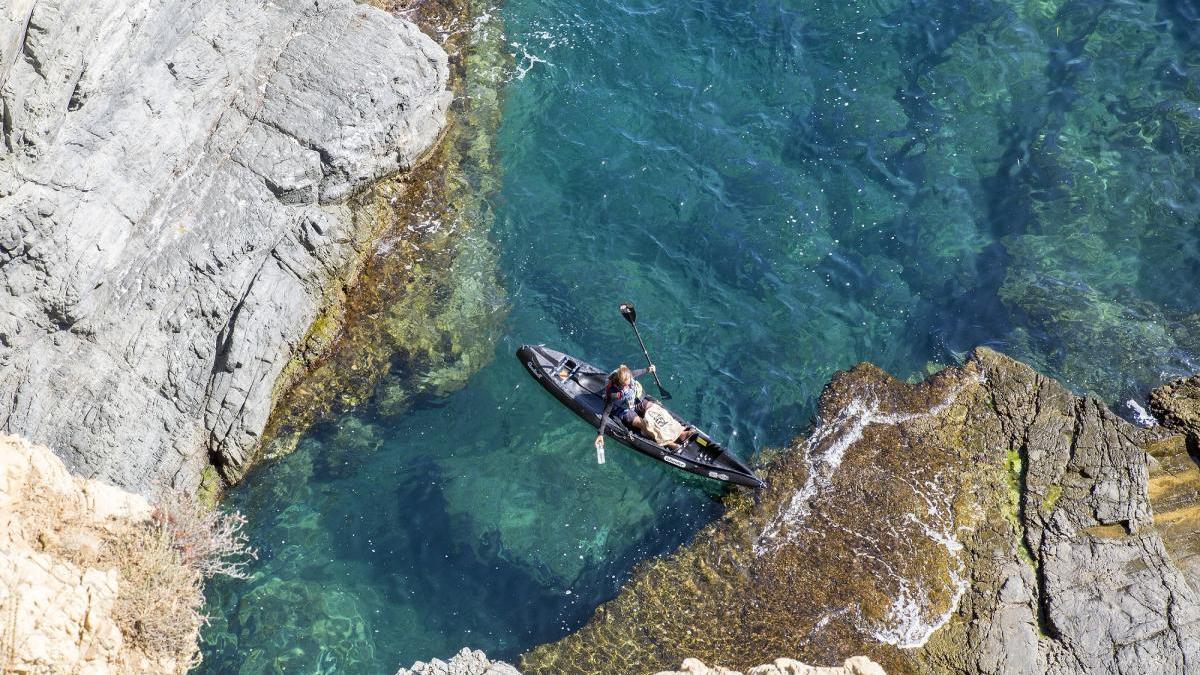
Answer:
top-left (0, 0), bottom-right (450, 491)
top-left (965, 349), bottom-right (1200, 675)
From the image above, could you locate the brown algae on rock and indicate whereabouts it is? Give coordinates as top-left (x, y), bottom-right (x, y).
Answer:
top-left (522, 358), bottom-right (991, 674)
top-left (522, 349), bottom-right (1200, 674)
top-left (247, 0), bottom-right (510, 475)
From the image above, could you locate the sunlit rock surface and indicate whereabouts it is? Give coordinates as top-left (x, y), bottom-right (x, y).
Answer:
top-left (656, 656), bottom-right (886, 675)
top-left (0, 0), bottom-right (450, 491)
top-left (395, 647), bottom-right (520, 675)
top-left (1146, 374), bottom-right (1200, 585)
top-left (521, 348), bottom-right (1200, 674)
top-left (0, 434), bottom-right (187, 673)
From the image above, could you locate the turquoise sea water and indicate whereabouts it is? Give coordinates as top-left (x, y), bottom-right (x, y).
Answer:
top-left (200, 0), bottom-right (1200, 671)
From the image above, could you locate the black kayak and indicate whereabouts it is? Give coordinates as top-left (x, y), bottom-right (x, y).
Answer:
top-left (517, 344), bottom-right (765, 489)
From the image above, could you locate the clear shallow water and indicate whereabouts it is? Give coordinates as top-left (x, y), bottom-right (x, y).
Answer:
top-left (200, 0), bottom-right (1200, 671)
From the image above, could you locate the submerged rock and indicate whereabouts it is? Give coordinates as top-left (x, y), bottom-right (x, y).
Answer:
top-left (521, 348), bottom-right (1200, 674)
top-left (0, 0), bottom-right (451, 491)
top-left (260, 0), bottom-right (508, 466)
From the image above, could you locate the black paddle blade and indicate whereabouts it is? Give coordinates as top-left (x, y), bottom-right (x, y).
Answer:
top-left (619, 302), bottom-right (637, 324)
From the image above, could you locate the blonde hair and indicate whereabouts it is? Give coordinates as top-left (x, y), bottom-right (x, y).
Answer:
top-left (609, 364), bottom-right (632, 387)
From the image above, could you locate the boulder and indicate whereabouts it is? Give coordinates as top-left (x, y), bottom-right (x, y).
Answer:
top-left (396, 647), bottom-right (522, 675)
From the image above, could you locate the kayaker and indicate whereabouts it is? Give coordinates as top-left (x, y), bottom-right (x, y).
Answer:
top-left (594, 363), bottom-right (656, 451)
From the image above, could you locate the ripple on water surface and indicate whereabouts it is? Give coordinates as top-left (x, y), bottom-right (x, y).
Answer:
top-left (202, 0), bottom-right (1200, 671)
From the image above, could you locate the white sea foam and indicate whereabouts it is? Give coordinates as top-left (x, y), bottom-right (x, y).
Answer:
top-left (1124, 399), bottom-right (1158, 428)
top-left (510, 42), bottom-right (549, 80)
top-left (754, 373), bottom-right (981, 554)
top-left (754, 373), bottom-right (982, 648)
top-left (865, 472), bottom-right (970, 649)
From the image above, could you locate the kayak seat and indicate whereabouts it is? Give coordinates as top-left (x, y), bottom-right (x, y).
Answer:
top-left (572, 371), bottom-right (608, 396)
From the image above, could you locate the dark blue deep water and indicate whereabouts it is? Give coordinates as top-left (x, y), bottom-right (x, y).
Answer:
top-left (200, 0), bottom-right (1200, 672)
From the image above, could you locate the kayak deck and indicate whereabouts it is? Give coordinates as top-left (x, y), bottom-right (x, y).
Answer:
top-left (517, 344), bottom-right (765, 489)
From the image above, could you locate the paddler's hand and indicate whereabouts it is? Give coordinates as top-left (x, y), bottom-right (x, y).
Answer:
top-left (594, 434), bottom-right (605, 450)
top-left (648, 364), bottom-right (656, 373)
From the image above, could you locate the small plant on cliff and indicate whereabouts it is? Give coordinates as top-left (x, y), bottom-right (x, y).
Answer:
top-left (150, 489), bottom-right (258, 580)
top-left (110, 490), bottom-right (257, 669)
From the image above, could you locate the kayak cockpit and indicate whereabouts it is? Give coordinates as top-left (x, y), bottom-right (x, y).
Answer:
top-left (518, 344), bottom-right (765, 489)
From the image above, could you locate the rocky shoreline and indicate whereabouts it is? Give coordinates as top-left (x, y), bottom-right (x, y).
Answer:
top-left (4, 1), bottom-right (1200, 674)
top-left (392, 649), bottom-right (886, 675)
top-left (0, 0), bottom-right (452, 493)
top-left (521, 349), bottom-right (1200, 674)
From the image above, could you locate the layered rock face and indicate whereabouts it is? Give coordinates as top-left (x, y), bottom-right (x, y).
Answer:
top-left (0, 434), bottom-right (182, 673)
top-left (522, 349), bottom-right (1200, 674)
top-left (1151, 375), bottom-right (1200, 450)
top-left (0, 0), bottom-right (451, 491)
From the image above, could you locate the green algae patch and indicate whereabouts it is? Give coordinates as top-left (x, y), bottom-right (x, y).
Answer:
top-left (197, 464), bottom-right (223, 510)
top-left (521, 358), bottom-right (995, 675)
top-left (1002, 448), bottom-right (1023, 530)
top-left (1042, 484), bottom-right (1063, 513)
top-left (1000, 447), bottom-right (1036, 566)
top-left (252, 0), bottom-right (510, 470)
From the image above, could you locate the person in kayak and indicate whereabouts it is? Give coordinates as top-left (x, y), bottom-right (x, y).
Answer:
top-left (594, 363), bottom-right (655, 452)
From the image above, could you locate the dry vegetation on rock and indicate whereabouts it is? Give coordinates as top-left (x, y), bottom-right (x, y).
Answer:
top-left (0, 435), bottom-right (254, 674)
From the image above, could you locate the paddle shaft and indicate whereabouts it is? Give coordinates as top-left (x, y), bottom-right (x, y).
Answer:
top-left (628, 321), bottom-right (671, 399)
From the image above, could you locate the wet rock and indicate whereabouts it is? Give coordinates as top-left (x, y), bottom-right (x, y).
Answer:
top-left (260, 0), bottom-right (508, 464)
top-left (521, 348), bottom-right (1200, 674)
top-left (0, 0), bottom-right (450, 491)
top-left (396, 647), bottom-right (521, 675)
top-left (1150, 374), bottom-right (1200, 446)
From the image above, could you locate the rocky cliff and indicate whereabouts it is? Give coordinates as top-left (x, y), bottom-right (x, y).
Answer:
top-left (0, 434), bottom-right (196, 673)
top-left (0, 0), bottom-right (451, 492)
top-left (521, 348), bottom-right (1200, 674)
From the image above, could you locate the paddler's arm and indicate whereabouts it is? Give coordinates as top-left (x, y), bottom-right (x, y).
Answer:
top-left (595, 395), bottom-right (613, 449)
top-left (630, 365), bottom-right (656, 379)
